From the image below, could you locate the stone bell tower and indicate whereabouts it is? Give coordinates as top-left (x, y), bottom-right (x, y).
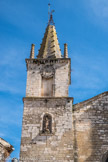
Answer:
top-left (20, 11), bottom-right (73, 162)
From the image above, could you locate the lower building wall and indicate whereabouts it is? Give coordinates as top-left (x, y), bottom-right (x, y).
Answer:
top-left (20, 93), bottom-right (108, 162)
top-left (20, 98), bottom-right (73, 162)
top-left (73, 94), bottom-right (108, 162)
top-left (0, 145), bottom-right (6, 161)
top-left (0, 138), bottom-right (13, 162)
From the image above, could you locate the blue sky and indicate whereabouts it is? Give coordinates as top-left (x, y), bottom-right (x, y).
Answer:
top-left (0, 0), bottom-right (108, 160)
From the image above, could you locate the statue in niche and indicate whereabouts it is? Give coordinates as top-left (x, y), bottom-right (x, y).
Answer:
top-left (42, 114), bottom-right (52, 134)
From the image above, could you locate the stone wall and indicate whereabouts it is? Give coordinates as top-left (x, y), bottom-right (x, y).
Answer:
top-left (0, 144), bottom-right (6, 161)
top-left (20, 97), bottom-right (73, 162)
top-left (26, 59), bottom-right (71, 97)
top-left (0, 138), bottom-right (13, 161)
top-left (20, 55), bottom-right (108, 162)
top-left (73, 92), bottom-right (108, 162)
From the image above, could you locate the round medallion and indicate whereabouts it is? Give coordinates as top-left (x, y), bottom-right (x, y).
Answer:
top-left (41, 65), bottom-right (54, 78)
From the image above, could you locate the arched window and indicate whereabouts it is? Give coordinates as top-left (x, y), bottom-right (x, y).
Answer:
top-left (42, 114), bottom-right (52, 134)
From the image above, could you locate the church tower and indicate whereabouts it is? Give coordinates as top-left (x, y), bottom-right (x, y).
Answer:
top-left (20, 10), bottom-right (73, 162)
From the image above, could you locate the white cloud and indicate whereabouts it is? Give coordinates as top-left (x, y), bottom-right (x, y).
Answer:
top-left (0, 133), bottom-right (6, 138)
top-left (83, 0), bottom-right (108, 24)
top-left (0, 0), bottom-right (45, 36)
top-left (0, 104), bottom-right (23, 126)
top-left (89, 0), bottom-right (108, 18)
top-left (69, 45), bottom-right (108, 103)
top-left (0, 47), bottom-right (26, 95)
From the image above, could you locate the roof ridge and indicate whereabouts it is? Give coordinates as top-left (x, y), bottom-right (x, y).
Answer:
top-left (73, 91), bottom-right (108, 108)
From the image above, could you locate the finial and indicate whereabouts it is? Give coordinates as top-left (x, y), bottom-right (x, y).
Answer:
top-left (30, 44), bottom-right (35, 59)
top-left (64, 43), bottom-right (68, 58)
top-left (48, 3), bottom-right (55, 25)
top-left (48, 3), bottom-right (51, 23)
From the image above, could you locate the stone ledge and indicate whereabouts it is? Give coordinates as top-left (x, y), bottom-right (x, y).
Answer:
top-left (23, 97), bottom-right (73, 102)
top-left (25, 58), bottom-right (71, 64)
top-left (39, 132), bottom-right (54, 136)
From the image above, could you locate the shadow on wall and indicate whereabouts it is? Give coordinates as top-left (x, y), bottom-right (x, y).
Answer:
top-left (101, 151), bottom-right (108, 162)
top-left (73, 93), bottom-right (108, 162)
top-left (73, 116), bottom-right (78, 162)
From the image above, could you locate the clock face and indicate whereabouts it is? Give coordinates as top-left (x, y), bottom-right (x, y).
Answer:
top-left (41, 65), bottom-right (54, 78)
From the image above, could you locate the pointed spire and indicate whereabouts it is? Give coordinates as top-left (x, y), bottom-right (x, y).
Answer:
top-left (64, 43), bottom-right (68, 58)
top-left (30, 44), bottom-right (35, 59)
top-left (37, 3), bottom-right (62, 59)
top-left (37, 25), bottom-right (62, 59)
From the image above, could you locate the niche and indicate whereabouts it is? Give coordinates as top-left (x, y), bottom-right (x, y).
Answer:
top-left (41, 77), bottom-right (53, 97)
top-left (42, 114), bottom-right (52, 134)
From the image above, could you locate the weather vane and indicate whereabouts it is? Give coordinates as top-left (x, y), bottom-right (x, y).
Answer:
top-left (48, 2), bottom-right (55, 25)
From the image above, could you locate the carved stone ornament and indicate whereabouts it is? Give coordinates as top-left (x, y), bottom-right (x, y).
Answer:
top-left (41, 65), bottom-right (54, 78)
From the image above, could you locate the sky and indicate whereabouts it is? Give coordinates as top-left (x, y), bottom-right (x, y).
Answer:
top-left (0, 0), bottom-right (108, 160)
